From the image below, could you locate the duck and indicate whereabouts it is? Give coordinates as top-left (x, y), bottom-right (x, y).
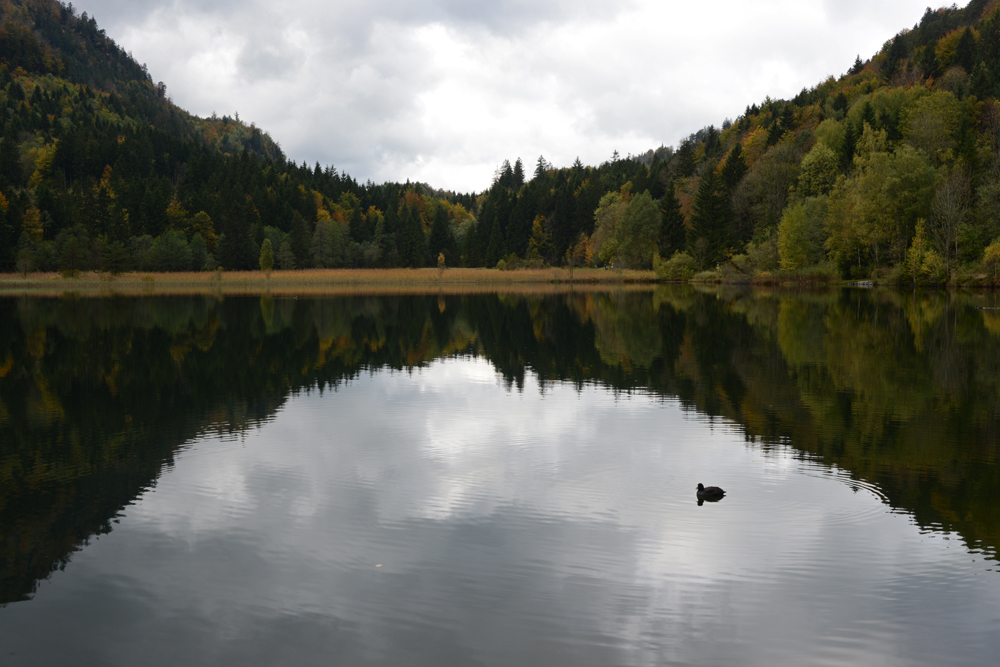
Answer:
top-left (696, 483), bottom-right (726, 500)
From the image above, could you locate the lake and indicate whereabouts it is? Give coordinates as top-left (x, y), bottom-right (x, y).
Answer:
top-left (1, 287), bottom-right (999, 665)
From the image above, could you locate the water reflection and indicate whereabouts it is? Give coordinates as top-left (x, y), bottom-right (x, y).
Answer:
top-left (1, 288), bottom-right (1000, 664)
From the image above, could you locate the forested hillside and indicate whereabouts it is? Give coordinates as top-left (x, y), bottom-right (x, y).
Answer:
top-left (7, 0), bottom-right (1000, 283)
top-left (0, 0), bottom-right (477, 274)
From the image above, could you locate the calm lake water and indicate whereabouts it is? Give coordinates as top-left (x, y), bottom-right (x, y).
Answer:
top-left (2, 287), bottom-right (1000, 665)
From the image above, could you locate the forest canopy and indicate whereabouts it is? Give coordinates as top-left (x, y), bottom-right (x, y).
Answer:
top-left (6, 0), bottom-right (1000, 284)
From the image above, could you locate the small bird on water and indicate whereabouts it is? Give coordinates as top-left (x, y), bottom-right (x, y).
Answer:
top-left (696, 483), bottom-right (726, 501)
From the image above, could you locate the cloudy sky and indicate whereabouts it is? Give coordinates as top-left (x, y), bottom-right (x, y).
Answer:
top-left (76, 0), bottom-right (952, 192)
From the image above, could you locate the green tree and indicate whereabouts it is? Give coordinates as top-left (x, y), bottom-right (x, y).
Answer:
top-left (956, 27), bottom-right (977, 74)
top-left (658, 181), bottom-right (686, 258)
top-left (311, 220), bottom-right (335, 268)
top-left (276, 241), bottom-right (296, 270)
top-left (259, 237), bottom-right (274, 275)
top-left (778, 196), bottom-right (829, 269)
top-left (428, 204), bottom-right (455, 266)
top-left (825, 125), bottom-right (937, 270)
top-left (592, 190), bottom-right (629, 265)
top-left (149, 230), bottom-right (192, 271)
top-left (797, 143), bottom-right (839, 197)
top-left (930, 167), bottom-right (970, 277)
top-left (101, 241), bottom-right (131, 275)
top-left (400, 203), bottom-right (426, 267)
top-left (918, 44), bottom-right (942, 80)
top-left (688, 169), bottom-right (729, 267)
top-left (614, 190), bottom-right (661, 269)
top-left (721, 143), bottom-right (748, 190)
top-left (190, 233), bottom-right (208, 270)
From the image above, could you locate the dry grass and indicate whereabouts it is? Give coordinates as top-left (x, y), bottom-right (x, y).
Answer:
top-left (0, 267), bottom-right (657, 297)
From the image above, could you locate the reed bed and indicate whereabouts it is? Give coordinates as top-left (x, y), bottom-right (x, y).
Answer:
top-left (0, 267), bottom-right (657, 297)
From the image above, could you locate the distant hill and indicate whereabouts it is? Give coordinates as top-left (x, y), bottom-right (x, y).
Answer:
top-left (0, 0), bottom-right (282, 158)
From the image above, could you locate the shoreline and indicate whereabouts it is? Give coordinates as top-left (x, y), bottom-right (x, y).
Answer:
top-left (0, 267), bottom-right (659, 297)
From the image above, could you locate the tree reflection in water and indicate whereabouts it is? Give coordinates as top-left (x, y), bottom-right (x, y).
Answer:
top-left (1, 286), bottom-right (998, 604)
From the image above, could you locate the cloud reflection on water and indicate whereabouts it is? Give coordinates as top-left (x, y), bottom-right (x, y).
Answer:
top-left (1, 358), bottom-right (998, 666)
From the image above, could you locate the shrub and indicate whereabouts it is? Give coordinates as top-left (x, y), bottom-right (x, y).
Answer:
top-left (654, 251), bottom-right (698, 280)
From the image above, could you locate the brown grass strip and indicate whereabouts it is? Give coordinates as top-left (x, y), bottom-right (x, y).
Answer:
top-left (0, 268), bottom-right (657, 297)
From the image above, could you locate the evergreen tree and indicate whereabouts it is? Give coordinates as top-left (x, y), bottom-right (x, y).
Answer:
top-left (290, 212), bottom-right (312, 269)
top-left (348, 203), bottom-right (366, 242)
top-left (101, 241), bottom-right (131, 274)
top-left (833, 92), bottom-right (848, 114)
top-left (400, 203), bottom-right (425, 267)
top-left (534, 156), bottom-right (550, 180)
top-left (276, 241), bottom-right (296, 270)
top-left (918, 44), bottom-right (942, 80)
top-left (674, 138), bottom-right (697, 178)
top-left (842, 122), bottom-right (858, 171)
top-left (688, 169), bottom-right (729, 267)
top-left (971, 61), bottom-right (994, 100)
top-left (428, 204), bottom-right (455, 265)
top-left (721, 143), bottom-right (748, 190)
top-left (956, 27), bottom-right (977, 74)
top-left (513, 158), bottom-right (525, 189)
top-left (190, 233), bottom-right (208, 269)
top-left (882, 35), bottom-right (906, 81)
top-left (658, 181), bottom-right (686, 258)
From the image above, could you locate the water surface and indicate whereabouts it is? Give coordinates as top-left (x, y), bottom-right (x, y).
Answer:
top-left (1, 288), bottom-right (999, 665)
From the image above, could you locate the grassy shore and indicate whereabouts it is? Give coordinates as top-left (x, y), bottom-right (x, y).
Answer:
top-left (0, 267), bottom-right (658, 296)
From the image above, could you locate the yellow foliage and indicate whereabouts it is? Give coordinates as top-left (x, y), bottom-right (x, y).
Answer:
top-left (0, 190), bottom-right (8, 213)
top-left (22, 207), bottom-right (44, 242)
top-left (188, 211), bottom-right (218, 252)
top-left (982, 311), bottom-right (1000, 336)
top-left (936, 28), bottom-right (978, 68)
top-left (166, 196), bottom-right (188, 228)
top-left (527, 214), bottom-right (551, 259)
top-left (742, 126), bottom-right (768, 166)
top-left (28, 142), bottom-right (56, 185)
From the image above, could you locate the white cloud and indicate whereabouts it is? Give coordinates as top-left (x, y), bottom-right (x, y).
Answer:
top-left (77, 0), bottom-right (955, 191)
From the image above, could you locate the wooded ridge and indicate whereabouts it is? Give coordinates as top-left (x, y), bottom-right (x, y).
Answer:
top-left (5, 0), bottom-right (1000, 284)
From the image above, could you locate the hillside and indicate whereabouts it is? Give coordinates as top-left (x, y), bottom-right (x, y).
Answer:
top-left (438, 0), bottom-right (1000, 283)
top-left (6, 0), bottom-right (1000, 284)
top-left (0, 0), bottom-right (477, 274)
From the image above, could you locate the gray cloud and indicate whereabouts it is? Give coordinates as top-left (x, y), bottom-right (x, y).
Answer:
top-left (74, 1), bottom-right (948, 191)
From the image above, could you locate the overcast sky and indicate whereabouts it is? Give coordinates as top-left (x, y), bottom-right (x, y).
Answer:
top-left (75, 1), bottom-right (954, 192)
